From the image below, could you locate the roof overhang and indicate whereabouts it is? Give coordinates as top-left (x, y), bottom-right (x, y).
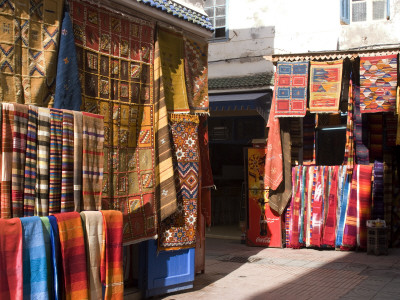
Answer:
top-left (210, 92), bottom-right (272, 121)
top-left (272, 46), bottom-right (400, 63)
top-left (108, 0), bottom-right (213, 38)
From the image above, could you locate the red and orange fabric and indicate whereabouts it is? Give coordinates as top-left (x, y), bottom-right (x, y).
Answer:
top-left (0, 218), bottom-right (23, 300)
top-left (322, 166), bottom-right (339, 247)
top-left (264, 91), bottom-right (283, 190)
top-left (55, 212), bottom-right (88, 300)
top-left (101, 210), bottom-right (124, 300)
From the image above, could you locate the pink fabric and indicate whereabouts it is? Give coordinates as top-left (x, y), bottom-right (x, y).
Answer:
top-left (264, 92), bottom-right (283, 190)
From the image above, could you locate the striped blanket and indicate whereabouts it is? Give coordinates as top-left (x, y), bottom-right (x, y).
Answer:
top-left (61, 111), bottom-right (74, 212)
top-left (322, 166), bottom-right (339, 247)
top-left (343, 82), bottom-right (354, 169)
top-left (101, 210), bottom-right (124, 300)
top-left (80, 211), bottom-right (103, 300)
top-left (353, 85), bottom-right (369, 164)
top-left (36, 108), bottom-right (51, 216)
top-left (40, 217), bottom-right (54, 298)
top-left (12, 104), bottom-right (28, 217)
top-left (49, 109), bottom-right (63, 215)
top-left (0, 218), bottom-right (23, 299)
top-left (55, 212), bottom-right (88, 300)
top-left (82, 112), bottom-right (104, 211)
top-left (73, 111), bottom-right (83, 212)
top-left (21, 217), bottom-right (49, 300)
top-left (1, 104), bottom-right (13, 218)
top-left (24, 106), bottom-right (38, 216)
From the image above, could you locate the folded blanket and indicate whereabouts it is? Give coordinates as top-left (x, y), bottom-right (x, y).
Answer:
top-left (55, 212), bottom-right (89, 300)
top-left (21, 216), bottom-right (49, 300)
top-left (101, 210), bottom-right (124, 299)
top-left (0, 218), bottom-right (23, 300)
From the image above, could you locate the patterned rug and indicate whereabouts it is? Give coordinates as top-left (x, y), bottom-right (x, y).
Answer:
top-left (274, 62), bottom-right (308, 117)
top-left (309, 60), bottom-right (343, 113)
top-left (184, 36), bottom-right (209, 114)
top-left (70, 0), bottom-right (157, 244)
top-left (360, 55), bottom-right (397, 113)
top-left (0, 0), bottom-right (63, 105)
top-left (158, 114), bottom-right (200, 251)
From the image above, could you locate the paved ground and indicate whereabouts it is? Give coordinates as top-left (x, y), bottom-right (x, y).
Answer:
top-left (158, 237), bottom-right (400, 300)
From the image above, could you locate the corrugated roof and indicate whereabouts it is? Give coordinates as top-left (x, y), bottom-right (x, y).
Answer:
top-left (208, 73), bottom-right (274, 90)
top-left (272, 47), bottom-right (400, 62)
top-left (136, 0), bottom-right (213, 31)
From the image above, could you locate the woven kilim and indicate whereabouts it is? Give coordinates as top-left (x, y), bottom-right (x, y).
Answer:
top-left (184, 35), bottom-right (209, 114)
top-left (61, 111), bottom-right (74, 212)
top-left (311, 167), bottom-right (323, 247)
top-left (198, 115), bottom-right (214, 188)
top-left (159, 114), bottom-right (200, 251)
top-left (0, 0), bottom-right (63, 105)
top-left (154, 37), bottom-right (177, 221)
top-left (309, 60), bottom-right (343, 113)
top-left (274, 61), bottom-right (308, 117)
top-left (1, 103), bottom-right (13, 218)
top-left (82, 112), bottom-right (104, 211)
top-left (360, 55), bottom-right (397, 113)
top-left (49, 109), bottom-right (63, 215)
top-left (23, 106), bottom-right (38, 216)
top-left (70, 0), bottom-right (157, 244)
top-left (158, 28), bottom-right (190, 113)
top-left (11, 104), bottom-right (28, 217)
top-left (35, 107), bottom-right (51, 216)
top-left (336, 167), bottom-right (351, 247)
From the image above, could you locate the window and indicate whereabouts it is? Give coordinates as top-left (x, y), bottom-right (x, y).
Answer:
top-left (204, 0), bottom-right (227, 39)
top-left (341, 0), bottom-right (390, 24)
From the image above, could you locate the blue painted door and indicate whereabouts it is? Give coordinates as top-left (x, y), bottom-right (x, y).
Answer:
top-left (140, 240), bottom-right (195, 298)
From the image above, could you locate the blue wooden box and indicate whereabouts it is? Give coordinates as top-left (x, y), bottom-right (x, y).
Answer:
top-left (139, 239), bottom-right (195, 298)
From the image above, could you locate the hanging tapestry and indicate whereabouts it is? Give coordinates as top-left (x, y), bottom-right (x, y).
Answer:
top-left (343, 81), bottom-right (354, 169)
top-left (184, 35), bottom-right (209, 114)
top-left (322, 165), bottom-right (339, 247)
top-left (70, 0), bottom-right (157, 244)
top-left (369, 113), bottom-right (383, 161)
top-left (73, 111), bottom-right (83, 212)
top-left (0, 0), bottom-right (63, 105)
top-left (23, 106), bottom-right (38, 216)
top-left (158, 28), bottom-right (190, 113)
top-left (0, 218), bottom-right (23, 300)
top-left (154, 37), bottom-right (178, 221)
top-left (264, 92), bottom-right (283, 190)
top-left (309, 60), bottom-right (343, 113)
top-left (360, 55), bottom-right (397, 113)
top-left (274, 61), bottom-right (308, 117)
top-left (54, 10), bottom-right (82, 111)
top-left (353, 85), bottom-right (369, 164)
top-left (198, 115), bottom-right (214, 188)
top-left (159, 114), bottom-right (200, 251)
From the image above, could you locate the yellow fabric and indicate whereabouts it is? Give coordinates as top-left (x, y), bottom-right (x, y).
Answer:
top-left (0, 0), bottom-right (63, 106)
top-left (158, 28), bottom-right (190, 113)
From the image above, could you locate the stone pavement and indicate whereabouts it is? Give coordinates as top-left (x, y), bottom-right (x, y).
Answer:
top-left (158, 237), bottom-right (400, 300)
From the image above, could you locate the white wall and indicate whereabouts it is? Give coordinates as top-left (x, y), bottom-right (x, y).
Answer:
top-left (209, 0), bottom-right (400, 80)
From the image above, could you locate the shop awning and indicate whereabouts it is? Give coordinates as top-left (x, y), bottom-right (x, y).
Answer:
top-left (209, 92), bottom-right (272, 121)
